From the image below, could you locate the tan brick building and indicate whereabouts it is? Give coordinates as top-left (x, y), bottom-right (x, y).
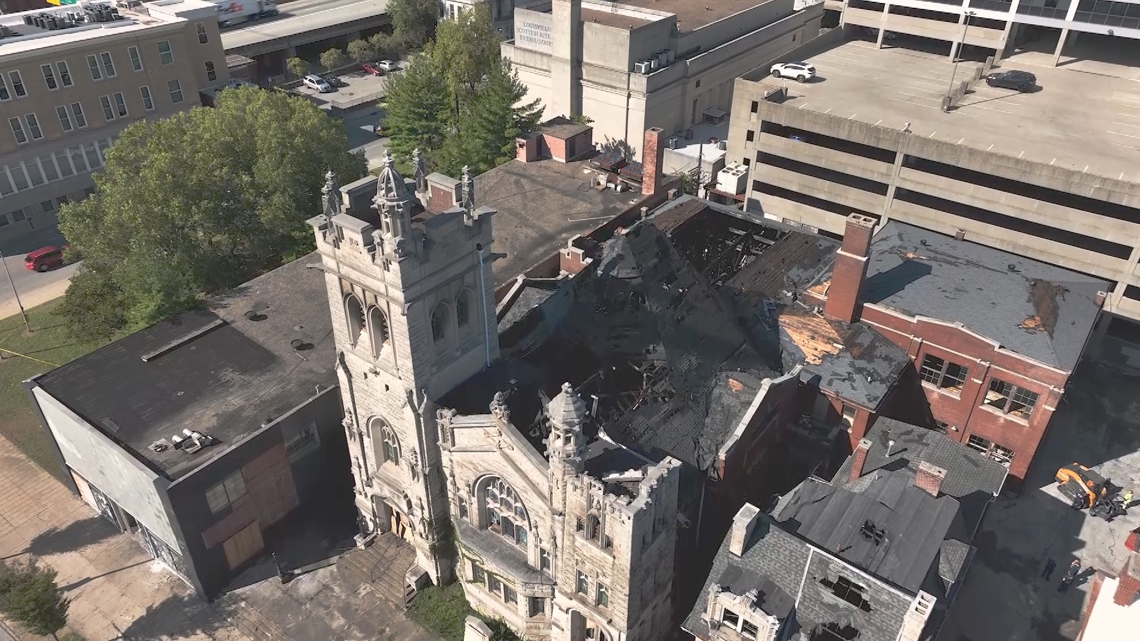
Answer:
top-left (0, 0), bottom-right (228, 245)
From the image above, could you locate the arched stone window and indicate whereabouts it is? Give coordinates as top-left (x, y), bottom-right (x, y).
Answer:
top-left (368, 306), bottom-right (389, 356)
top-left (345, 294), bottom-right (366, 347)
top-left (373, 420), bottom-right (399, 466)
top-left (482, 476), bottom-right (528, 548)
top-left (456, 290), bottom-right (471, 329)
top-left (431, 302), bottom-right (449, 343)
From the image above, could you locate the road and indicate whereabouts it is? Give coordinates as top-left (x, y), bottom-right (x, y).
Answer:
top-left (0, 252), bottom-right (78, 321)
top-left (341, 103), bottom-right (389, 167)
top-left (220, 0), bottom-right (389, 52)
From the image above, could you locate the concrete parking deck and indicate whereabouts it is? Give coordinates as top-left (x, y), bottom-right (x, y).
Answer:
top-left (776, 40), bottom-right (1140, 183)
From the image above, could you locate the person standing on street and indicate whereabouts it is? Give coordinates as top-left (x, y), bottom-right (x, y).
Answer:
top-left (1059, 559), bottom-right (1081, 592)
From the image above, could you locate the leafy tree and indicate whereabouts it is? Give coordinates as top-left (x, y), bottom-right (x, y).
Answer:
top-left (319, 48), bottom-right (345, 73)
top-left (0, 559), bottom-right (69, 640)
top-left (57, 87), bottom-right (366, 338)
top-left (346, 39), bottom-right (374, 63)
top-left (369, 32), bottom-right (407, 60)
top-left (286, 56), bottom-right (309, 78)
top-left (432, 4), bottom-right (502, 121)
top-left (387, 0), bottom-right (438, 49)
top-left (382, 52), bottom-right (450, 165)
top-left (437, 62), bottom-right (543, 176)
top-left (59, 264), bottom-right (127, 341)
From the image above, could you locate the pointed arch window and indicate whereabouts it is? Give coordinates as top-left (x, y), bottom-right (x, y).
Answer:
top-left (368, 306), bottom-right (389, 356)
top-left (483, 476), bottom-right (528, 548)
top-left (345, 294), bottom-right (366, 347)
top-left (431, 302), bottom-right (449, 343)
top-left (378, 423), bottom-right (399, 466)
top-left (456, 290), bottom-right (471, 329)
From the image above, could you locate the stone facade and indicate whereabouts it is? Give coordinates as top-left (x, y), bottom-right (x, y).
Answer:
top-left (312, 155), bottom-right (683, 641)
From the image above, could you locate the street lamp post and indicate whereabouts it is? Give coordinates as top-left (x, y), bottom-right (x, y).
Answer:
top-left (945, 10), bottom-right (977, 111)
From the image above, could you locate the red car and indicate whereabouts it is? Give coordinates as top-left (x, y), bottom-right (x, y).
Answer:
top-left (24, 245), bottom-right (68, 272)
top-left (360, 61), bottom-right (385, 76)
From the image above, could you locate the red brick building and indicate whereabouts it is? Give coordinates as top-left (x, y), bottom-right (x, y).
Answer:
top-left (806, 214), bottom-right (1109, 486)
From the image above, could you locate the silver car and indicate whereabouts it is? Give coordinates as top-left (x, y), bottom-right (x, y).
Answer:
top-left (303, 74), bottom-right (332, 93)
top-left (771, 62), bottom-right (817, 82)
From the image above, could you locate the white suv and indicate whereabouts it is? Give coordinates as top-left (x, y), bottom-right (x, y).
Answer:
top-left (303, 74), bottom-right (332, 93)
top-left (770, 62), bottom-right (817, 82)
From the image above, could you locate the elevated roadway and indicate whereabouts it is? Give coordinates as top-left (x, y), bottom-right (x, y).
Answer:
top-left (221, 0), bottom-right (390, 59)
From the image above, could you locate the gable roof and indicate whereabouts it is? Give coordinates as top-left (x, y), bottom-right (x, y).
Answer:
top-left (862, 221), bottom-right (1108, 371)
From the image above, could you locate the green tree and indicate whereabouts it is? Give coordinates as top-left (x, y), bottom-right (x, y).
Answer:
top-left (346, 39), bottom-right (374, 63)
top-left (59, 264), bottom-right (127, 341)
top-left (432, 4), bottom-right (502, 121)
top-left (387, 0), bottom-right (438, 49)
top-left (369, 32), bottom-right (407, 60)
top-left (0, 559), bottom-right (69, 640)
top-left (57, 87), bottom-right (366, 338)
top-left (319, 48), bottom-right (345, 73)
top-left (285, 56), bottom-right (309, 78)
top-left (382, 52), bottom-right (450, 165)
top-left (437, 61), bottom-right (543, 176)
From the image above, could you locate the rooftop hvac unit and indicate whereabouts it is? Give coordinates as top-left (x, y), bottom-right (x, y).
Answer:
top-left (656, 51), bottom-right (667, 66)
top-left (634, 61), bottom-right (651, 74)
top-left (716, 162), bottom-right (749, 195)
top-left (649, 58), bottom-right (660, 71)
top-left (717, 140), bottom-right (727, 151)
top-left (683, 128), bottom-right (694, 140)
top-left (665, 49), bottom-right (675, 64)
top-left (666, 136), bottom-right (680, 150)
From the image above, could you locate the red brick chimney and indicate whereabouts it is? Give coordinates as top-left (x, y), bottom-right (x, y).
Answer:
top-left (847, 438), bottom-right (872, 484)
top-left (642, 127), bottom-right (664, 198)
top-left (823, 213), bottom-right (878, 324)
top-left (914, 461), bottom-right (948, 497)
top-left (1115, 553), bottom-right (1140, 606)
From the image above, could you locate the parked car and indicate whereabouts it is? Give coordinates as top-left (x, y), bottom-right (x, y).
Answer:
top-left (985, 69), bottom-right (1037, 92)
top-left (771, 61), bottom-right (816, 82)
top-left (303, 74), bottom-right (333, 93)
top-left (323, 75), bottom-right (348, 88)
top-left (24, 245), bottom-right (68, 272)
top-left (377, 60), bottom-right (400, 73)
top-left (360, 61), bottom-right (385, 76)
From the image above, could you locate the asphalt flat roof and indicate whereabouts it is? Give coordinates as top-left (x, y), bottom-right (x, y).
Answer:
top-left (36, 254), bottom-right (336, 479)
top-left (475, 158), bottom-right (638, 285)
top-left (775, 39), bottom-right (1140, 183)
top-left (863, 221), bottom-right (1109, 371)
top-left (618, 0), bottom-right (765, 33)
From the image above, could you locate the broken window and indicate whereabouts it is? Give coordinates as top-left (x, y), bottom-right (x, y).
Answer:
top-left (741, 620), bottom-right (759, 639)
top-left (722, 609), bottom-right (740, 627)
top-left (934, 420), bottom-right (952, 434)
top-left (811, 622), bottom-right (860, 641)
top-left (820, 575), bottom-right (872, 612)
top-left (919, 354), bottom-right (970, 393)
top-left (983, 377), bottom-right (1039, 419)
top-left (529, 596), bottom-right (546, 617)
top-left (966, 435), bottom-right (1014, 466)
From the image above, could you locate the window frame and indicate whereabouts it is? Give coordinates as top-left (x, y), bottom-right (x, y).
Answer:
top-left (576, 570), bottom-right (588, 595)
top-left (9, 118), bottom-right (26, 145)
top-left (140, 85), bottom-right (154, 111)
top-left (197, 22), bottom-right (209, 44)
top-left (919, 353), bottom-right (970, 394)
top-left (24, 114), bottom-right (42, 140)
top-left (205, 61), bottom-right (217, 82)
top-left (56, 62), bottom-right (73, 87)
top-left (379, 423), bottom-right (400, 466)
top-left (596, 582), bottom-right (609, 608)
top-left (112, 92), bottom-right (128, 118)
top-left (87, 55), bottom-right (103, 81)
top-left (966, 435), bottom-right (1014, 466)
top-left (99, 51), bottom-right (116, 78)
top-left (0, 75), bottom-right (10, 101)
top-left (483, 476), bottom-right (528, 548)
top-left (8, 71), bottom-right (25, 98)
top-left (99, 95), bottom-right (115, 121)
top-left (157, 40), bottom-right (174, 66)
top-left (205, 471), bottom-right (247, 515)
top-left (128, 46), bottom-right (144, 72)
top-left (41, 64), bottom-right (58, 91)
top-left (982, 377), bottom-right (1040, 420)
top-left (168, 79), bottom-right (184, 104)
top-left (70, 102), bottom-right (87, 129)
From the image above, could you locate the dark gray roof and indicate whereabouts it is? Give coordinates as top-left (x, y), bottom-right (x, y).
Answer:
top-left (36, 254), bottom-right (336, 479)
top-left (862, 221), bottom-right (1108, 371)
top-left (837, 418), bottom-right (1008, 533)
top-left (772, 476), bottom-right (968, 594)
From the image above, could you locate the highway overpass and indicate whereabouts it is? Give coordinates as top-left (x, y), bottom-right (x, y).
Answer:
top-left (222, 0), bottom-right (390, 80)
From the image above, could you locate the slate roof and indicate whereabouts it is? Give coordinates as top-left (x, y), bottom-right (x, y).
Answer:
top-left (35, 254), bottom-right (336, 479)
top-left (836, 418), bottom-right (1008, 534)
top-left (861, 221), bottom-right (1109, 371)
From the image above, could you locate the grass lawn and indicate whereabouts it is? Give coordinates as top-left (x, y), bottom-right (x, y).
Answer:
top-left (406, 582), bottom-right (519, 641)
top-left (0, 299), bottom-right (117, 483)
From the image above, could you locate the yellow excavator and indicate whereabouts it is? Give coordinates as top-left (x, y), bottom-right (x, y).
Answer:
top-left (1057, 463), bottom-right (1125, 520)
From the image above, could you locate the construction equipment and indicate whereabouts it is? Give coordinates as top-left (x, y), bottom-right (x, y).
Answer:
top-left (1057, 463), bottom-right (1108, 509)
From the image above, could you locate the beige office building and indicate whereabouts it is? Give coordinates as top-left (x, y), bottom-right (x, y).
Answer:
top-left (0, 0), bottom-right (228, 245)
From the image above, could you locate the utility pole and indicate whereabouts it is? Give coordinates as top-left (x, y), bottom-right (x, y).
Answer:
top-left (944, 10), bottom-right (977, 111)
top-left (0, 250), bottom-right (30, 332)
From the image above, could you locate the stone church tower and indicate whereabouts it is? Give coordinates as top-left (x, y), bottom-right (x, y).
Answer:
top-left (308, 154), bottom-right (499, 583)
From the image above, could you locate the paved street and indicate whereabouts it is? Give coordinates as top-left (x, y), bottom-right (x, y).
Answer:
top-left (342, 103), bottom-right (389, 168)
top-left (939, 362), bottom-right (1140, 641)
top-left (0, 252), bottom-right (77, 322)
top-left (0, 432), bottom-right (438, 640)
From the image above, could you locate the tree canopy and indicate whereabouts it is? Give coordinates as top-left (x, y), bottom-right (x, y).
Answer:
top-left (58, 86), bottom-right (366, 340)
top-left (383, 4), bottom-right (543, 177)
top-left (387, 0), bottom-right (439, 49)
top-left (0, 559), bottom-right (70, 640)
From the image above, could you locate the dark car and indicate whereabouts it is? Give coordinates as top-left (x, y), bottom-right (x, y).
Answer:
top-left (986, 70), bottom-right (1037, 92)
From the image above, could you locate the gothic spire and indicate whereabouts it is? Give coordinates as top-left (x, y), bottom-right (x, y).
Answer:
top-left (460, 165), bottom-right (475, 213)
top-left (413, 148), bottom-right (427, 193)
top-left (321, 169), bottom-right (341, 217)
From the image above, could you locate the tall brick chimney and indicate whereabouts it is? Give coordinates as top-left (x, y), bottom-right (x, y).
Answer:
top-left (642, 127), bottom-right (665, 198)
top-left (914, 461), bottom-right (948, 498)
top-left (823, 213), bottom-right (878, 324)
top-left (847, 438), bottom-right (872, 484)
top-left (1115, 553), bottom-right (1140, 606)
top-left (728, 503), bottom-right (761, 557)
